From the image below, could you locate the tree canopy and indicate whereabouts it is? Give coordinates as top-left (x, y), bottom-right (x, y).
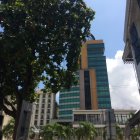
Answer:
top-left (0, 0), bottom-right (94, 138)
top-left (40, 122), bottom-right (97, 140)
top-left (75, 121), bottom-right (97, 140)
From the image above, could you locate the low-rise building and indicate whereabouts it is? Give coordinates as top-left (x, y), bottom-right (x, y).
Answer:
top-left (30, 91), bottom-right (56, 129)
top-left (72, 109), bottom-right (135, 140)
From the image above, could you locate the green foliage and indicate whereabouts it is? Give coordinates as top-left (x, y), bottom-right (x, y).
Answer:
top-left (3, 122), bottom-right (38, 140)
top-left (40, 124), bottom-right (54, 140)
top-left (0, 0), bottom-right (94, 117)
top-left (2, 118), bottom-right (14, 139)
top-left (41, 123), bottom-right (67, 140)
top-left (65, 125), bottom-right (75, 140)
top-left (116, 125), bottom-right (123, 140)
top-left (29, 127), bottom-right (36, 139)
top-left (53, 123), bottom-right (67, 139)
top-left (41, 122), bottom-right (97, 140)
top-left (76, 121), bottom-right (97, 140)
top-left (102, 128), bottom-right (106, 140)
top-left (0, 0), bottom-right (94, 138)
top-left (130, 127), bottom-right (140, 140)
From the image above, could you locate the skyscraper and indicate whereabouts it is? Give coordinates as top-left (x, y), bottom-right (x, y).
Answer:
top-left (59, 40), bottom-right (111, 120)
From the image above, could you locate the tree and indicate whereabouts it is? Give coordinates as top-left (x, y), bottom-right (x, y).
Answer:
top-left (2, 118), bottom-right (14, 140)
top-left (3, 120), bottom-right (38, 140)
top-left (41, 123), bottom-right (68, 140)
top-left (75, 122), bottom-right (97, 140)
top-left (28, 127), bottom-right (36, 140)
top-left (102, 128), bottom-right (107, 140)
top-left (130, 127), bottom-right (139, 140)
top-left (65, 125), bottom-right (74, 140)
top-left (40, 124), bottom-right (54, 140)
top-left (75, 125), bottom-right (84, 140)
top-left (0, 0), bottom-right (95, 139)
top-left (53, 123), bottom-right (66, 140)
top-left (116, 125), bottom-right (123, 140)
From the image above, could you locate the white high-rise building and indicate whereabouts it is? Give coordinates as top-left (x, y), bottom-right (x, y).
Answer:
top-left (123, 0), bottom-right (140, 91)
top-left (30, 91), bottom-right (56, 128)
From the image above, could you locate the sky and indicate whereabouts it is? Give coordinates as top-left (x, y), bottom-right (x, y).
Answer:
top-left (1, 0), bottom-right (140, 109)
top-left (83, 0), bottom-right (140, 109)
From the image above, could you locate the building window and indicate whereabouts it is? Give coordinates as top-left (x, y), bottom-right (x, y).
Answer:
top-left (41, 115), bottom-right (44, 119)
top-left (42, 99), bottom-right (45, 103)
top-left (43, 93), bottom-right (46, 98)
top-left (48, 104), bottom-right (50, 108)
top-left (40, 120), bottom-right (43, 125)
top-left (35, 115), bottom-right (38, 120)
top-left (47, 109), bottom-right (50, 114)
top-left (36, 104), bottom-right (39, 108)
top-left (84, 71), bottom-right (91, 109)
top-left (74, 114), bottom-right (86, 121)
top-left (48, 94), bottom-right (51, 98)
top-left (48, 99), bottom-right (51, 103)
top-left (87, 114), bottom-right (102, 124)
top-left (42, 104), bottom-right (45, 108)
top-left (41, 109), bottom-right (44, 114)
top-left (137, 0), bottom-right (140, 8)
top-left (130, 23), bottom-right (140, 64)
top-left (34, 120), bottom-right (37, 126)
top-left (35, 110), bottom-right (38, 114)
top-left (115, 114), bottom-right (126, 125)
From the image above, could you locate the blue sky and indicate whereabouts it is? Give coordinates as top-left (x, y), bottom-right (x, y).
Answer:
top-left (84, 0), bottom-right (126, 58)
top-left (1, 0), bottom-right (126, 58)
top-left (1, 0), bottom-right (140, 108)
top-left (84, 0), bottom-right (140, 109)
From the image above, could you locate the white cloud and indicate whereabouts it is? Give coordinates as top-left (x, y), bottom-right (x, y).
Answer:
top-left (56, 50), bottom-right (140, 110)
top-left (107, 50), bottom-right (140, 110)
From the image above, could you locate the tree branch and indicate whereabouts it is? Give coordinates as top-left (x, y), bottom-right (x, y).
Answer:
top-left (4, 98), bottom-right (16, 113)
top-left (2, 104), bottom-right (16, 118)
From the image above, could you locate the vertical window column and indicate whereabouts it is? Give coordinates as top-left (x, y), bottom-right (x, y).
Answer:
top-left (84, 71), bottom-right (91, 109)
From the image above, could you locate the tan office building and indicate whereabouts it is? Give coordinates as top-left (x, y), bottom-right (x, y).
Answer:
top-left (59, 40), bottom-right (111, 120)
top-left (30, 91), bottom-right (56, 128)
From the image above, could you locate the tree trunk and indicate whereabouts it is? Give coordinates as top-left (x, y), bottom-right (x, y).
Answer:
top-left (13, 100), bottom-right (22, 140)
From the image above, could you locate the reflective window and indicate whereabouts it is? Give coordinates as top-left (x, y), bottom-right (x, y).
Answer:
top-left (87, 114), bottom-right (102, 124)
top-left (74, 114), bottom-right (86, 121)
top-left (84, 71), bottom-right (91, 109)
top-left (137, 0), bottom-right (140, 8)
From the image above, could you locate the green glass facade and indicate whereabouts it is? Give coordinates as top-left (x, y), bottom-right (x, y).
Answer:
top-left (87, 43), bottom-right (111, 109)
top-left (59, 85), bottom-right (80, 120)
top-left (59, 40), bottom-right (111, 120)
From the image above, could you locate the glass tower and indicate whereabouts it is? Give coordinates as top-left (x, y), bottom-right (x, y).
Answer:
top-left (59, 85), bottom-right (80, 120)
top-left (59, 40), bottom-right (111, 120)
top-left (87, 42), bottom-right (111, 109)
